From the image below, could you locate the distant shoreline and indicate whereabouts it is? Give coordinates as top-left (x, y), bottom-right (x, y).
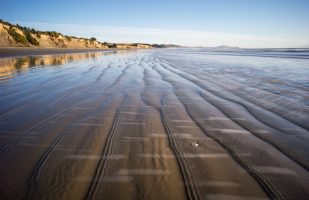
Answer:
top-left (0, 47), bottom-right (139, 59)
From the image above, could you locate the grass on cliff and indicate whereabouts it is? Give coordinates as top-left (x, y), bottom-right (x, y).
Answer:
top-left (7, 27), bottom-right (40, 46)
top-left (8, 28), bottom-right (28, 45)
top-left (107, 43), bottom-right (117, 48)
top-left (24, 31), bottom-right (40, 46)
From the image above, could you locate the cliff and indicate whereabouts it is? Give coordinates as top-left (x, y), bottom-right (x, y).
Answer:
top-left (0, 20), bottom-right (152, 49)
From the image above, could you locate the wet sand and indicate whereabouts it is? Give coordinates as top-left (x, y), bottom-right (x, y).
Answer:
top-left (0, 49), bottom-right (308, 200)
top-left (0, 47), bottom-right (121, 58)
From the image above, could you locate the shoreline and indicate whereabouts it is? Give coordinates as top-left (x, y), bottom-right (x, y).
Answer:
top-left (0, 47), bottom-right (144, 59)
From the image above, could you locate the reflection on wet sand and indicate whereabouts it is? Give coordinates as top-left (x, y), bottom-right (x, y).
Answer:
top-left (0, 49), bottom-right (308, 200)
top-left (0, 50), bottom-right (132, 79)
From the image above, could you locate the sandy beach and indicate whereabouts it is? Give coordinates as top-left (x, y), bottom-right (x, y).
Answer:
top-left (0, 48), bottom-right (308, 200)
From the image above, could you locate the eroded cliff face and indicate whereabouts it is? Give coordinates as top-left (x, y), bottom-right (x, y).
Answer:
top-left (0, 22), bottom-right (152, 49)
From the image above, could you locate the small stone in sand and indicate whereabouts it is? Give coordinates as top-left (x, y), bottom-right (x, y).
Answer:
top-left (192, 141), bottom-right (199, 147)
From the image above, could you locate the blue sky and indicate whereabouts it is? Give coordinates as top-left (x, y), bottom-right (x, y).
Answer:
top-left (1, 0), bottom-right (309, 47)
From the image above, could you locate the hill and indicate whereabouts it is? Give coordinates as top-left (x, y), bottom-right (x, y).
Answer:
top-left (0, 20), bottom-right (153, 49)
top-left (206, 45), bottom-right (241, 51)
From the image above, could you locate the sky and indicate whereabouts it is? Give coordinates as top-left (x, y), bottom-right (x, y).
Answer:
top-left (1, 0), bottom-right (309, 48)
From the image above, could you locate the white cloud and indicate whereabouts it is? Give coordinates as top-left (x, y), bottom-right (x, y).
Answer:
top-left (18, 22), bottom-right (309, 48)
